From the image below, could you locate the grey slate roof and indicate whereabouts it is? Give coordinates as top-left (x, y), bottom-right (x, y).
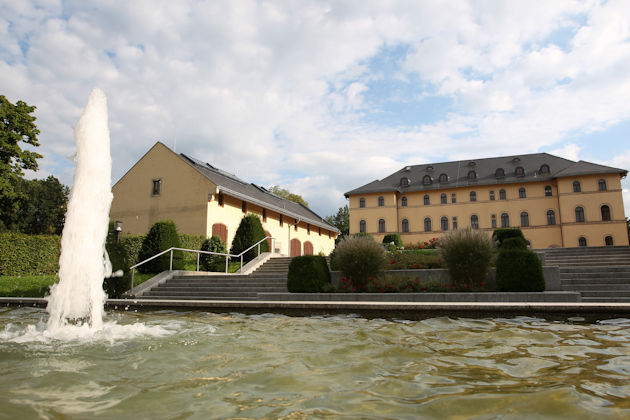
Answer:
top-left (179, 154), bottom-right (339, 234)
top-left (345, 152), bottom-right (627, 196)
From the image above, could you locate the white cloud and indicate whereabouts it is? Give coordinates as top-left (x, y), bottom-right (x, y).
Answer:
top-left (1, 0), bottom-right (630, 218)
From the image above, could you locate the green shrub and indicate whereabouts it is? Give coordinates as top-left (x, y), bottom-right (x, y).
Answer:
top-left (119, 235), bottom-right (144, 270)
top-left (230, 214), bottom-right (269, 262)
top-left (137, 220), bottom-right (184, 273)
top-left (200, 235), bottom-right (228, 272)
top-left (103, 273), bottom-right (129, 298)
top-left (352, 232), bottom-right (373, 239)
top-left (287, 255), bottom-right (331, 292)
top-left (386, 249), bottom-right (444, 270)
top-left (439, 228), bottom-right (496, 286)
top-left (0, 232), bottom-right (60, 276)
top-left (329, 247), bottom-right (340, 271)
top-left (501, 237), bottom-right (527, 250)
top-left (382, 234), bottom-right (403, 248)
top-left (179, 234), bottom-right (205, 252)
top-left (334, 235), bottom-right (387, 288)
top-left (496, 249), bottom-right (545, 292)
top-left (492, 228), bottom-right (525, 248)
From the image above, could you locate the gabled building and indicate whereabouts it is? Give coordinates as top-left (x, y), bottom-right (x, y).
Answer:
top-left (110, 142), bottom-right (338, 256)
top-left (345, 153), bottom-right (628, 248)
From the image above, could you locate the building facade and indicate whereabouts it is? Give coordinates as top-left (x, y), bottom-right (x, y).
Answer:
top-left (345, 153), bottom-right (628, 248)
top-left (110, 142), bottom-right (338, 256)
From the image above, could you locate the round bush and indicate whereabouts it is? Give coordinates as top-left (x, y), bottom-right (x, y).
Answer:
top-left (492, 228), bottom-right (525, 248)
top-left (439, 227), bottom-right (496, 286)
top-left (137, 220), bottom-right (184, 273)
top-left (287, 255), bottom-right (331, 292)
top-left (200, 235), bottom-right (228, 272)
top-left (334, 235), bottom-right (386, 288)
top-left (230, 214), bottom-right (269, 262)
top-left (501, 237), bottom-right (527, 250)
top-left (382, 234), bottom-right (403, 247)
top-left (496, 250), bottom-right (545, 292)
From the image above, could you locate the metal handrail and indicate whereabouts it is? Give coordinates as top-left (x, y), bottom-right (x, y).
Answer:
top-left (129, 236), bottom-right (276, 290)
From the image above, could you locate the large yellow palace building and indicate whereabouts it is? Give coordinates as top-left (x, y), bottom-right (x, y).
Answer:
top-left (345, 153), bottom-right (628, 248)
top-left (110, 142), bottom-right (338, 256)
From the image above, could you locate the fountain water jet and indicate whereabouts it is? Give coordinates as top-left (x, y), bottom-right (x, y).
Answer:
top-left (46, 88), bottom-right (112, 331)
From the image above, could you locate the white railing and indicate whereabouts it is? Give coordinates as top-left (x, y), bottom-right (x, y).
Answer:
top-left (128, 236), bottom-right (276, 290)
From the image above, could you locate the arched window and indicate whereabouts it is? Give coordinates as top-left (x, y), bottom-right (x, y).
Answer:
top-left (401, 196), bottom-right (408, 207)
top-left (491, 214), bottom-right (497, 228)
top-left (439, 173), bottom-right (448, 183)
top-left (599, 179), bottom-right (607, 191)
top-left (467, 170), bottom-right (477, 180)
top-left (424, 217), bottom-right (432, 232)
top-left (545, 185), bottom-right (552, 196)
top-left (489, 190), bottom-right (495, 200)
top-left (470, 191), bottom-right (477, 202)
top-left (601, 205), bottom-right (611, 221)
top-left (539, 164), bottom-right (550, 174)
top-left (519, 187), bottom-right (526, 199)
top-left (520, 211), bottom-right (529, 227)
top-left (573, 181), bottom-right (581, 193)
top-left (400, 177), bottom-right (410, 187)
top-left (470, 215), bottom-right (479, 229)
top-left (441, 216), bottom-right (448, 231)
top-left (605, 236), bottom-right (614, 246)
top-left (495, 168), bottom-right (505, 178)
top-left (575, 206), bottom-right (585, 222)
top-left (501, 213), bottom-right (510, 227)
top-left (452, 216), bottom-right (458, 230)
top-left (499, 189), bottom-right (507, 200)
top-left (359, 220), bottom-right (366, 233)
top-left (402, 219), bottom-right (409, 233)
top-left (515, 166), bottom-right (525, 177)
top-left (423, 175), bottom-right (432, 185)
top-left (578, 237), bottom-right (587, 247)
top-left (378, 196), bottom-right (384, 206)
top-left (424, 194), bottom-right (430, 205)
top-left (441, 193), bottom-right (447, 204)
top-left (547, 210), bottom-right (556, 225)
top-left (378, 219), bottom-right (385, 233)
top-left (359, 197), bottom-right (365, 208)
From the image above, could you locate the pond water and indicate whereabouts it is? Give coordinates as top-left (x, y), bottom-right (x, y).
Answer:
top-left (1, 307), bottom-right (630, 419)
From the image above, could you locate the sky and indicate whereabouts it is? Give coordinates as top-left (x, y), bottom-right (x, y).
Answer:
top-left (2, 0), bottom-right (630, 219)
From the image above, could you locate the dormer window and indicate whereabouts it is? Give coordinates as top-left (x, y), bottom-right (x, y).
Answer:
top-left (426, 165), bottom-right (434, 172)
top-left (515, 166), bottom-right (525, 177)
top-left (468, 161), bottom-right (476, 167)
top-left (152, 179), bottom-right (162, 196)
top-left (467, 170), bottom-right (477, 180)
top-left (539, 164), bottom-right (550, 175)
top-left (439, 173), bottom-right (448, 183)
top-left (512, 157), bottom-right (521, 164)
top-left (400, 177), bottom-right (410, 187)
top-left (422, 175), bottom-right (432, 185)
top-left (495, 168), bottom-right (505, 178)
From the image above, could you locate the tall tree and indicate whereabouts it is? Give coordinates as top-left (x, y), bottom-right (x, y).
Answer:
top-left (0, 96), bottom-right (42, 230)
top-left (325, 204), bottom-right (349, 242)
top-left (269, 185), bottom-right (308, 207)
top-left (15, 176), bottom-right (69, 235)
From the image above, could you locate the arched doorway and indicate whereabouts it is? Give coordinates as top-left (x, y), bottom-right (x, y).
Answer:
top-left (264, 230), bottom-right (273, 252)
top-left (212, 223), bottom-right (228, 243)
top-left (304, 241), bottom-right (314, 255)
top-left (290, 239), bottom-right (301, 257)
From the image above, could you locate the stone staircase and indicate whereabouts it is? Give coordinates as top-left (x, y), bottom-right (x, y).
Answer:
top-left (138, 257), bottom-right (292, 300)
top-left (542, 247), bottom-right (630, 302)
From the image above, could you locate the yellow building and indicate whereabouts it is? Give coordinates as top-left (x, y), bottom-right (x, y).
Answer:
top-left (110, 142), bottom-right (338, 256)
top-left (345, 153), bottom-right (628, 248)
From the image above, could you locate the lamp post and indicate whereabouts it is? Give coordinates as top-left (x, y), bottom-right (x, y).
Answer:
top-left (114, 220), bottom-right (123, 244)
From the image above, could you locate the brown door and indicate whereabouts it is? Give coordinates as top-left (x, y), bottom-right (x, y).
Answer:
top-left (290, 239), bottom-right (301, 257)
top-left (304, 241), bottom-right (313, 255)
top-left (212, 223), bottom-right (228, 243)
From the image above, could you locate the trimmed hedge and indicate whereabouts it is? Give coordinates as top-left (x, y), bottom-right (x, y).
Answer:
top-left (200, 235), bottom-right (228, 272)
top-left (230, 214), bottom-right (269, 262)
top-left (501, 237), bottom-right (527, 250)
top-left (138, 220), bottom-right (184, 273)
top-left (0, 232), bottom-right (60, 276)
top-left (382, 234), bottom-right (403, 247)
top-left (492, 228), bottom-right (525, 248)
top-left (287, 255), bottom-right (331, 292)
top-left (496, 250), bottom-right (545, 292)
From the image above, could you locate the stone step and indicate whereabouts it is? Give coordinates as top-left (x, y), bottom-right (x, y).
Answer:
top-left (561, 284), bottom-right (630, 291)
top-left (559, 266), bottom-right (630, 272)
top-left (561, 278), bottom-right (630, 285)
top-left (135, 295), bottom-right (258, 301)
top-left (165, 281), bottom-right (286, 287)
top-left (155, 286), bottom-right (287, 292)
top-left (581, 296), bottom-right (630, 303)
top-left (144, 290), bottom-right (260, 298)
top-left (579, 291), bottom-right (630, 298)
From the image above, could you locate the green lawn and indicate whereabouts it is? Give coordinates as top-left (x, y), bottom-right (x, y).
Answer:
top-left (0, 275), bottom-right (58, 297)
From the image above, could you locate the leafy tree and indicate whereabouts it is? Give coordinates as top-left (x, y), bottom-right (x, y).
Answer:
top-left (14, 176), bottom-right (69, 235)
top-left (230, 214), bottom-right (269, 262)
top-left (269, 185), bottom-right (308, 207)
top-left (137, 220), bottom-right (184, 273)
top-left (0, 96), bottom-right (42, 231)
top-left (325, 204), bottom-right (349, 242)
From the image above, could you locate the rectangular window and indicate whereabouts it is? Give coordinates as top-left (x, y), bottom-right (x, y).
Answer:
top-left (152, 179), bottom-right (162, 196)
top-left (242, 201), bottom-right (247, 213)
top-left (452, 217), bottom-right (458, 230)
top-left (319, 227), bottom-right (321, 236)
top-left (279, 214), bottom-right (283, 227)
top-left (262, 209), bottom-right (267, 222)
top-left (218, 192), bottom-right (224, 207)
top-left (294, 220), bottom-right (298, 232)
top-left (451, 193), bottom-right (456, 203)
top-left (307, 224), bottom-right (310, 234)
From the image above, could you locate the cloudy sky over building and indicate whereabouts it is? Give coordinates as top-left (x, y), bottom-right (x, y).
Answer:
top-left (2, 0), bottom-right (630, 217)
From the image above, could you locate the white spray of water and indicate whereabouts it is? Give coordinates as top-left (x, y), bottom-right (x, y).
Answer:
top-left (46, 88), bottom-right (112, 331)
